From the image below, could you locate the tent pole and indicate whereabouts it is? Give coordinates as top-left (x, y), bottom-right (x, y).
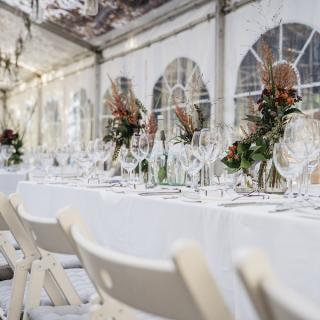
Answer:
top-left (37, 77), bottom-right (43, 146)
top-left (93, 52), bottom-right (102, 139)
top-left (214, 0), bottom-right (226, 126)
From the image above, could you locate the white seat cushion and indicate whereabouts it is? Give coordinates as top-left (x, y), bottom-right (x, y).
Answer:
top-left (0, 268), bottom-right (95, 317)
top-left (55, 254), bottom-right (82, 269)
top-left (0, 251), bottom-right (81, 281)
top-left (28, 304), bottom-right (90, 320)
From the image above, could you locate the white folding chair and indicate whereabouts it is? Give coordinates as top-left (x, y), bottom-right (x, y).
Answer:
top-left (16, 203), bottom-right (96, 320)
top-left (235, 248), bottom-right (320, 320)
top-left (0, 207), bottom-right (19, 281)
top-left (59, 207), bottom-right (232, 320)
top-left (0, 193), bottom-right (85, 320)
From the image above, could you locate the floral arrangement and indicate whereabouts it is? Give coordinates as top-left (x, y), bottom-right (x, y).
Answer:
top-left (222, 42), bottom-right (302, 190)
top-left (0, 129), bottom-right (23, 165)
top-left (103, 78), bottom-right (147, 161)
top-left (174, 104), bottom-right (205, 144)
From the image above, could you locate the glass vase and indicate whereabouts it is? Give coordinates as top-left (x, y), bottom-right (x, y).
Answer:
top-left (234, 169), bottom-right (255, 193)
top-left (259, 160), bottom-right (287, 194)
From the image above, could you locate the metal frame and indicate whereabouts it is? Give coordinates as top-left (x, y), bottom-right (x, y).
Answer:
top-left (0, 0), bottom-right (97, 53)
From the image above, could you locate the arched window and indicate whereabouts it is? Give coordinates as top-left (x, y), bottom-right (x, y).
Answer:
top-left (152, 57), bottom-right (211, 136)
top-left (67, 89), bottom-right (93, 144)
top-left (234, 23), bottom-right (320, 127)
top-left (100, 77), bottom-right (132, 137)
top-left (42, 98), bottom-right (61, 147)
top-left (7, 98), bottom-right (37, 148)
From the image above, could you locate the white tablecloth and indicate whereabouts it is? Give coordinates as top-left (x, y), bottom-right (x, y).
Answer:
top-left (0, 171), bottom-right (28, 196)
top-left (17, 181), bottom-right (320, 320)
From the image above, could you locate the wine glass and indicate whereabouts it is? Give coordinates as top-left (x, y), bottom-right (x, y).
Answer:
top-left (199, 128), bottom-right (220, 186)
top-left (179, 144), bottom-right (204, 192)
top-left (55, 144), bottom-right (70, 179)
top-left (1, 145), bottom-right (14, 170)
top-left (94, 139), bottom-right (113, 182)
top-left (283, 116), bottom-right (319, 198)
top-left (130, 133), bottom-right (147, 184)
top-left (273, 141), bottom-right (302, 198)
top-left (120, 147), bottom-right (139, 186)
top-left (40, 146), bottom-right (54, 180)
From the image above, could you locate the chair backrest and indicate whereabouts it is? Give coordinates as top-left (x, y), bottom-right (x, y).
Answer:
top-left (235, 249), bottom-right (320, 320)
top-left (69, 214), bottom-right (232, 320)
top-left (0, 193), bottom-right (40, 258)
top-left (0, 194), bottom-right (9, 231)
top-left (17, 204), bottom-right (75, 255)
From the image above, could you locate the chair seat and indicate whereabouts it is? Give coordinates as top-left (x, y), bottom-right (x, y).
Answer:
top-left (0, 251), bottom-right (81, 281)
top-left (0, 268), bottom-right (95, 317)
top-left (28, 304), bottom-right (90, 320)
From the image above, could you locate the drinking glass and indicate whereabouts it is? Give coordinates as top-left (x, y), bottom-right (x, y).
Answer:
top-left (94, 139), bottom-right (113, 182)
top-left (55, 144), bottom-right (70, 179)
top-left (273, 142), bottom-right (302, 198)
top-left (284, 116), bottom-right (319, 198)
top-left (1, 145), bottom-right (14, 170)
top-left (40, 147), bottom-right (54, 180)
top-left (120, 147), bottom-right (139, 186)
top-left (131, 133), bottom-right (148, 184)
top-left (199, 128), bottom-right (220, 186)
top-left (180, 144), bottom-right (204, 192)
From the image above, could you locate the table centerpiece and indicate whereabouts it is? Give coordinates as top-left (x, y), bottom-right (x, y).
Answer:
top-left (222, 43), bottom-right (302, 193)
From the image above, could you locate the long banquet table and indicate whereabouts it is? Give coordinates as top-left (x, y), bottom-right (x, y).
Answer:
top-left (17, 181), bottom-right (320, 320)
top-left (0, 170), bottom-right (28, 195)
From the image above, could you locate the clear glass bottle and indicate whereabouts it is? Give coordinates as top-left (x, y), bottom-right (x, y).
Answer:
top-left (152, 115), bottom-right (168, 185)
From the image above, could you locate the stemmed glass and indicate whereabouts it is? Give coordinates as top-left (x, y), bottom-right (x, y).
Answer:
top-left (55, 144), bottom-right (70, 180)
top-left (1, 145), bottom-right (14, 170)
top-left (94, 139), bottom-right (113, 182)
top-left (73, 143), bottom-right (93, 181)
top-left (179, 144), bottom-right (204, 192)
top-left (120, 147), bottom-right (139, 186)
top-left (40, 146), bottom-right (54, 180)
top-left (273, 141), bottom-right (302, 198)
top-left (199, 128), bottom-right (220, 186)
top-left (283, 116), bottom-right (320, 198)
top-left (131, 133), bottom-right (149, 184)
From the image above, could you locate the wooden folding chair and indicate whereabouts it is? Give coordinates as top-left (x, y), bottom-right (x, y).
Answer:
top-left (235, 248), bottom-right (320, 320)
top-left (0, 193), bottom-right (87, 320)
top-left (16, 204), bottom-right (95, 320)
top-left (56, 206), bottom-right (233, 320)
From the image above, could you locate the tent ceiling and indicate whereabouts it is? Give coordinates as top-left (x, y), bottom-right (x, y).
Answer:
top-left (2, 0), bottom-right (172, 40)
top-left (0, 0), bottom-right (173, 80)
top-left (0, 8), bottom-right (85, 79)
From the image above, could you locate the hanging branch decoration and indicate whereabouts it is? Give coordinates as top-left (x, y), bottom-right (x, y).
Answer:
top-left (103, 78), bottom-right (147, 161)
top-left (173, 104), bottom-right (205, 144)
top-left (0, 14), bottom-right (32, 88)
top-left (221, 41), bottom-right (302, 189)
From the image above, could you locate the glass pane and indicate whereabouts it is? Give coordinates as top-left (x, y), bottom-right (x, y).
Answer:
top-left (68, 89), bottom-right (92, 143)
top-left (253, 26), bottom-right (280, 61)
top-left (301, 87), bottom-right (320, 116)
top-left (283, 23), bottom-right (312, 62)
top-left (42, 99), bottom-right (61, 147)
top-left (152, 57), bottom-right (211, 136)
top-left (236, 50), bottom-right (262, 94)
top-left (297, 32), bottom-right (320, 84)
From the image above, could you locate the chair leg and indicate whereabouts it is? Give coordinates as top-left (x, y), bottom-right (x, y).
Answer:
top-left (0, 232), bottom-right (17, 270)
top-left (47, 255), bottom-right (82, 305)
top-left (7, 262), bottom-right (29, 320)
top-left (22, 260), bottom-right (46, 320)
